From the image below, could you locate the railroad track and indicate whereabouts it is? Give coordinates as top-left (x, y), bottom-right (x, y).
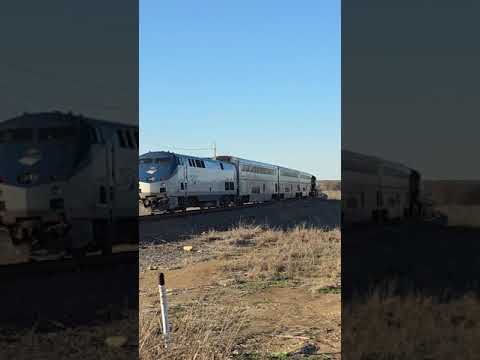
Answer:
top-left (0, 250), bottom-right (138, 278)
top-left (139, 196), bottom-right (321, 222)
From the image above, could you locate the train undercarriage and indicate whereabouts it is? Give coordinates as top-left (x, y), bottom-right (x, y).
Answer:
top-left (2, 216), bottom-right (137, 261)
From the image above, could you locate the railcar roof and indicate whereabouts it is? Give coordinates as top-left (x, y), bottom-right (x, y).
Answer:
top-left (216, 155), bottom-right (279, 169)
top-left (343, 149), bottom-right (416, 174)
top-left (140, 151), bottom-right (220, 162)
top-left (0, 112), bottom-right (137, 130)
top-left (217, 154), bottom-right (315, 178)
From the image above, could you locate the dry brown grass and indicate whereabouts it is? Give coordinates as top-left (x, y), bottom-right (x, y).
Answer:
top-left (195, 224), bottom-right (341, 289)
top-left (140, 299), bottom-right (244, 360)
top-left (237, 226), bottom-right (339, 284)
top-left (344, 291), bottom-right (480, 360)
top-left (139, 225), bottom-right (341, 359)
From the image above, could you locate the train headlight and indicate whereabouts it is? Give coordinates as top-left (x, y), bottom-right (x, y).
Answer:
top-left (17, 172), bottom-right (39, 185)
top-left (51, 185), bottom-right (62, 196)
top-left (50, 198), bottom-right (64, 210)
top-left (147, 176), bottom-right (156, 182)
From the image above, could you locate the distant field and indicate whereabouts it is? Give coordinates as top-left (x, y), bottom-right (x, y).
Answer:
top-left (317, 180), bottom-right (341, 192)
top-left (424, 180), bottom-right (480, 228)
top-left (435, 205), bottom-right (480, 227)
top-left (424, 180), bottom-right (480, 205)
top-left (323, 190), bottom-right (341, 200)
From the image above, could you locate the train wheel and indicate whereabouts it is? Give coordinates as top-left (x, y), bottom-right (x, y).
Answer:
top-left (70, 246), bottom-right (87, 259)
top-left (8, 226), bottom-right (24, 246)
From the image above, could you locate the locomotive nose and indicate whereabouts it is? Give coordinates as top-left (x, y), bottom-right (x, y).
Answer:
top-left (0, 184), bottom-right (59, 225)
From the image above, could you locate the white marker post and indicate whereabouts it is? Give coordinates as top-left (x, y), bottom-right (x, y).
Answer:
top-left (158, 273), bottom-right (170, 347)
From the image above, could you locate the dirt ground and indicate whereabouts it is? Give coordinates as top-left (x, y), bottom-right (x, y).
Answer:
top-left (140, 225), bottom-right (341, 359)
top-left (0, 310), bottom-right (138, 360)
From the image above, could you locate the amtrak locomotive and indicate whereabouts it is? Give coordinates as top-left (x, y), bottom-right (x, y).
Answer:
top-left (139, 151), bottom-right (317, 213)
top-left (0, 111), bottom-right (138, 256)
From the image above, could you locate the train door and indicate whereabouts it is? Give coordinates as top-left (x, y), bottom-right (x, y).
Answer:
top-left (184, 157), bottom-right (192, 207)
top-left (179, 156), bottom-right (188, 205)
top-left (112, 128), bottom-right (138, 219)
top-left (92, 129), bottom-right (110, 221)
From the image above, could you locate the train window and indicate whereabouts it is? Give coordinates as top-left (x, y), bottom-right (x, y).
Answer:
top-left (134, 131), bottom-right (139, 147)
top-left (155, 158), bottom-right (170, 164)
top-left (200, 160), bottom-right (206, 168)
top-left (99, 186), bottom-right (107, 204)
top-left (88, 127), bottom-right (98, 143)
top-left (263, 184), bottom-right (266, 193)
top-left (231, 182), bottom-right (235, 190)
top-left (195, 160), bottom-right (202, 168)
top-left (220, 163), bottom-right (224, 170)
top-left (117, 130), bottom-right (127, 148)
top-left (376, 191), bottom-right (384, 207)
top-left (225, 182), bottom-right (229, 191)
top-left (0, 128), bottom-right (34, 143)
top-left (133, 130), bottom-right (138, 148)
top-left (96, 128), bottom-right (104, 143)
top-left (124, 130), bottom-right (134, 148)
top-left (39, 127), bottom-right (75, 142)
top-left (181, 183), bottom-right (184, 190)
top-left (275, 183), bottom-right (278, 192)
top-left (347, 197), bottom-right (358, 209)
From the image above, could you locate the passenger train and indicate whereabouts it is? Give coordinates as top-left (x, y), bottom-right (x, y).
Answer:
top-left (139, 151), bottom-right (317, 213)
top-left (0, 111), bottom-right (139, 256)
top-left (342, 150), bottom-right (432, 224)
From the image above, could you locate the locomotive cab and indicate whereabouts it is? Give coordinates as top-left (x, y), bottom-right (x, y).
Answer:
top-left (0, 113), bottom-right (94, 250)
top-left (138, 152), bottom-right (178, 210)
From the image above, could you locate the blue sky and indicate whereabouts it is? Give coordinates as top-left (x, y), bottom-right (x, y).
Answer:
top-left (140, 1), bottom-right (340, 179)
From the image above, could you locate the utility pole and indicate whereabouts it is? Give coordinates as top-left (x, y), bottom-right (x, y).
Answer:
top-left (213, 142), bottom-right (217, 158)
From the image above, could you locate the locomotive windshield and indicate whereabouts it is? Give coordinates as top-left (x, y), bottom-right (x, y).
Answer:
top-left (155, 158), bottom-right (171, 164)
top-left (0, 125), bottom-right (88, 186)
top-left (0, 128), bottom-right (34, 143)
top-left (39, 126), bottom-right (76, 142)
top-left (139, 153), bottom-right (177, 182)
